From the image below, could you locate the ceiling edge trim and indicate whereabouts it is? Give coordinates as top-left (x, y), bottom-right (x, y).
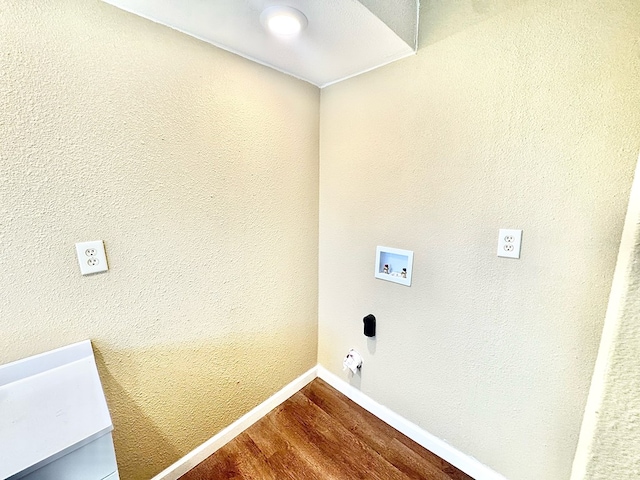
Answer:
top-left (319, 49), bottom-right (417, 88)
top-left (414, 0), bottom-right (420, 50)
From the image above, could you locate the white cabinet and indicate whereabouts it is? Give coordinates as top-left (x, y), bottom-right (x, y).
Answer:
top-left (0, 341), bottom-right (119, 480)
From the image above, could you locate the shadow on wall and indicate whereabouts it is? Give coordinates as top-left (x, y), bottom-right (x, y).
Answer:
top-left (419, 0), bottom-right (529, 49)
top-left (92, 331), bottom-right (315, 479)
top-left (93, 352), bottom-right (181, 479)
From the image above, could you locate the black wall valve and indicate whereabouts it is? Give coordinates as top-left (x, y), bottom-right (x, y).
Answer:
top-left (363, 314), bottom-right (376, 337)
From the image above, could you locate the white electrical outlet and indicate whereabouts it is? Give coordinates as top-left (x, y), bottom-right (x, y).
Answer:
top-left (497, 229), bottom-right (522, 259)
top-left (75, 240), bottom-right (109, 275)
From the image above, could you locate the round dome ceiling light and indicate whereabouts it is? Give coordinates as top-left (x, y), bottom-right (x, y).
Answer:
top-left (260, 6), bottom-right (308, 36)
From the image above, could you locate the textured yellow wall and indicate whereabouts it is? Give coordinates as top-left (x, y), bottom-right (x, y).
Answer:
top-left (570, 155), bottom-right (640, 478)
top-left (0, 1), bottom-right (319, 479)
top-left (318, 1), bottom-right (640, 479)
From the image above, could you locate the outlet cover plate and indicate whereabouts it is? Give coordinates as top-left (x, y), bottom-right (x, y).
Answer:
top-left (497, 229), bottom-right (522, 259)
top-left (75, 240), bottom-right (109, 275)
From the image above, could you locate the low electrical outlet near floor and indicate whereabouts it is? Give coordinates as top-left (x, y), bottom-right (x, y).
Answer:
top-left (75, 240), bottom-right (109, 275)
top-left (497, 229), bottom-right (522, 259)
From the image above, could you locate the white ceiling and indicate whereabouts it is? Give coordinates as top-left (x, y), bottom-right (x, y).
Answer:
top-left (102, 0), bottom-right (418, 88)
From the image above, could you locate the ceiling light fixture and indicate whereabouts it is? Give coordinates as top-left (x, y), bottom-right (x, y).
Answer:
top-left (260, 6), bottom-right (308, 36)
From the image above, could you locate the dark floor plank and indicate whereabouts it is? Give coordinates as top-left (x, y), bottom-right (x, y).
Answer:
top-left (231, 433), bottom-right (278, 480)
top-left (272, 392), bottom-right (409, 480)
top-left (180, 379), bottom-right (475, 480)
top-left (301, 379), bottom-right (466, 480)
top-left (246, 406), bottom-right (326, 480)
top-left (180, 434), bottom-right (245, 480)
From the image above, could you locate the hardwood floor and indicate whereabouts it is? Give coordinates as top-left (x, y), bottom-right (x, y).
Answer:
top-left (180, 379), bottom-right (474, 480)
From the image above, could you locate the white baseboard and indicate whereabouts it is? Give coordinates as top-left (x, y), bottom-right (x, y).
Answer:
top-left (316, 366), bottom-right (507, 480)
top-left (151, 364), bottom-right (506, 480)
top-left (150, 366), bottom-right (318, 480)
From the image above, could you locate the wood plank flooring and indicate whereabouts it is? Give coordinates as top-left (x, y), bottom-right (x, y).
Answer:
top-left (180, 379), bottom-right (474, 480)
